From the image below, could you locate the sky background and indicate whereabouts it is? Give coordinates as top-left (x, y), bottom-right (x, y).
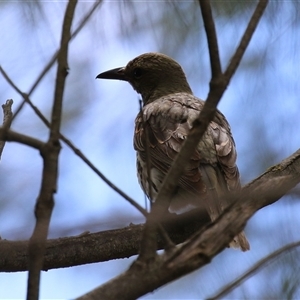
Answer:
top-left (0, 1), bottom-right (300, 299)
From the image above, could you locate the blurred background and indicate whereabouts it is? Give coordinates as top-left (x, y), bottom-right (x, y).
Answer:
top-left (1, 0), bottom-right (300, 299)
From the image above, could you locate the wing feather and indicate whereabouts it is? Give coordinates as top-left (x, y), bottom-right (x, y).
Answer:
top-left (134, 93), bottom-right (240, 200)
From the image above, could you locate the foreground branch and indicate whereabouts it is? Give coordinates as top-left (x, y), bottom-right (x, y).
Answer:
top-left (0, 128), bottom-right (44, 150)
top-left (26, 2), bottom-right (77, 300)
top-left (1, 148), bottom-right (299, 276)
top-left (76, 148), bottom-right (300, 300)
top-left (209, 240), bottom-right (300, 300)
top-left (0, 28), bottom-right (144, 217)
top-left (0, 209), bottom-right (209, 272)
top-left (139, 0), bottom-right (268, 264)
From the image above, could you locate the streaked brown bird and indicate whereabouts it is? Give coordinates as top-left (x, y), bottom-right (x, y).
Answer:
top-left (97, 52), bottom-right (250, 251)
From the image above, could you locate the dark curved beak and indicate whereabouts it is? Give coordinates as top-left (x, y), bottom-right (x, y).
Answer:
top-left (96, 67), bottom-right (126, 81)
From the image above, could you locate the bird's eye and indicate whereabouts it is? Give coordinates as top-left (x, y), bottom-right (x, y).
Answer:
top-left (133, 68), bottom-right (143, 79)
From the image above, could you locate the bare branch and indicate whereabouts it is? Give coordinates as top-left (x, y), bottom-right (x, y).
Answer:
top-left (2, 147), bottom-right (298, 298)
top-left (61, 134), bottom-right (147, 215)
top-left (0, 99), bottom-right (13, 159)
top-left (155, 0), bottom-right (268, 216)
top-left (1, 70), bottom-right (146, 216)
top-left (0, 1), bottom-right (103, 122)
top-left (0, 128), bottom-right (44, 150)
top-left (0, 67), bottom-right (53, 132)
top-left (0, 50), bottom-right (145, 218)
top-left (140, 0), bottom-right (268, 263)
top-left (198, 0), bottom-right (222, 76)
top-left (208, 241), bottom-right (300, 300)
top-left (0, 208), bottom-right (209, 272)
top-left (225, 0), bottom-right (268, 79)
top-left (27, 1), bottom-right (103, 98)
top-left (27, 2), bottom-right (77, 300)
top-left (75, 148), bottom-right (300, 300)
top-left (0, 1), bottom-right (145, 217)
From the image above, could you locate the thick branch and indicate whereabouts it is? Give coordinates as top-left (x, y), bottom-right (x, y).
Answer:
top-left (0, 128), bottom-right (44, 150)
top-left (0, 209), bottom-right (209, 272)
top-left (76, 149), bottom-right (300, 300)
top-left (1, 148), bottom-right (299, 274)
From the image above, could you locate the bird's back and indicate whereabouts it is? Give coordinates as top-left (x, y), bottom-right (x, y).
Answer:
top-left (135, 92), bottom-right (239, 212)
top-left (135, 92), bottom-right (249, 251)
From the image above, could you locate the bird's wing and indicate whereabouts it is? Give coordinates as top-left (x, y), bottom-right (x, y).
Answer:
top-left (135, 93), bottom-right (249, 251)
top-left (134, 93), bottom-right (240, 198)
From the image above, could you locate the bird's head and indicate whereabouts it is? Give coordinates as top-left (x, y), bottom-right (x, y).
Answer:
top-left (96, 52), bottom-right (192, 104)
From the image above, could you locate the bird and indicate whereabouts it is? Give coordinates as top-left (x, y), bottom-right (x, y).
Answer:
top-left (96, 52), bottom-right (250, 251)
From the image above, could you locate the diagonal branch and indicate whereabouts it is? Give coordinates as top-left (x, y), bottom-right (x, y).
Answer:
top-left (1, 148), bottom-right (299, 276)
top-left (0, 128), bottom-right (44, 150)
top-left (6, 1), bottom-right (103, 122)
top-left (26, 2), bottom-right (77, 300)
top-left (139, 0), bottom-right (268, 262)
top-left (208, 241), bottom-right (300, 300)
top-left (225, 0), bottom-right (268, 79)
top-left (156, 0), bottom-right (268, 219)
top-left (0, 66), bottom-right (146, 216)
top-left (75, 148), bottom-right (300, 300)
top-left (198, 0), bottom-right (222, 76)
top-left (27, 0), bottom-right (103, 98)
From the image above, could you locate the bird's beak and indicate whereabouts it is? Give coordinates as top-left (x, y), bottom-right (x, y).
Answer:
top-left (96, 67), bottom-right (126, 81)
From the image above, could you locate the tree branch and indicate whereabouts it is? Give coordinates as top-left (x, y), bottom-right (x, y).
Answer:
top-left (0, 99), bottom-right (13, 159)
top-left (0, 128), bottom-right (44, 150)
top-left (1, 148), bottom-right (299, 277)
top-left (0, 54), bottom-right (145, 218)
top-left (139, 0), bottom-right (268, 263)
top-left (208, 241), bottom-right (300, 300)
top-left (198, 0), bottom-right (222, 76)
top-left (2, 1), bottom-right (104, 122)
top-left (0, 209), bottom-right (210, 272)
top-left (27, 2), bottom-right (77, 300)
top-left (225, 0), bottom-right (268, 79)
top-left (75, 148), bottom-right (300, 300)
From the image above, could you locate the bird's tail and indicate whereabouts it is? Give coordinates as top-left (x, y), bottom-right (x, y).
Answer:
top-left (199, 164), bottom-right (250, 252)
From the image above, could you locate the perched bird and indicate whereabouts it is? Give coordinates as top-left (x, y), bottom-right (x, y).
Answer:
top-left (96, 52), bottom-right (250, 251)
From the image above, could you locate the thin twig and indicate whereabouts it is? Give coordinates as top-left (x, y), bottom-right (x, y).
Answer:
top-left (198, 0), bottom-right (222, 76)
top-left (139, 0), bottom-right (268, 263)
top-left (27, 2), bottom-right (77, 300)
top-left (9, 1), bottom-right (103, 122)
top-left (208, 241), bottom-right (300, 300)
top-left (225, 0), bottom-right (268, 79)
top-left (0, 0), bottom-right (144, 217)
top-left (60, 134), bottom-right (147, 215)
top-left (0, 99), bottom-right (13, 159)
top-left (0, 59), bottom-right (146, 218)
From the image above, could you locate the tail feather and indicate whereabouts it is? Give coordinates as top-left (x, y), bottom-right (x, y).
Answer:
top-left (199, 164), bottom-right (250, 251)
